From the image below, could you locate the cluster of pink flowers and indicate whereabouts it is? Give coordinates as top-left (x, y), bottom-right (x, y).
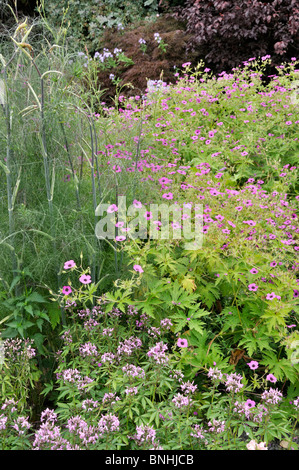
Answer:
top-left (61, 329), bottom-right (73, 344)
top-left (130, 424), bottom-right (156, 447)
top-left (81, 399), bottom-right (99, 411)
top-left (100, 352), bottom-right (115, 364)
top-left (172, 393), bottom-right (193, 408)
top-left (122, 364), bottom-right (145, 379)
top-left (102, 393), bottom-right (120, 406)
top-left (12, 416), bottom-right (31, 435)
top-left (160, 318), bottom-right (173, 330)
top-left (207, 418), bottom-right (225, 434)
top-left (261, 387), bottom-right (283, 405)
top-left (79, 341), bottom-right (98, 357)
top-left (102, 327), bottom-right (114, 337)
top-left (233, 401), bottom-right (269, 423)
top-left (117, 336), bottom-right (142, 357)
top-left (246, 439), bottom-right (268, 450)
top-left (147, 341), bottom-right (169, 364)
top-left (33, 410), bottom-right (73, 450)
top-left (207, 366), bottom-right (223, 382)
top-left (57, 368), bottom-right (94, 391)
top-left (124, 386), bottom-right (138, 395)
top-left (98, 413), bottom-right (120, 435)
top-left (180, 380), bottom-right (197, 395)
top-left (3, 338), bottom-right (36, 360)
top-left (190, 424), bottom-right (208, 444)
top-left (225, 372), bottom-right (244, 393)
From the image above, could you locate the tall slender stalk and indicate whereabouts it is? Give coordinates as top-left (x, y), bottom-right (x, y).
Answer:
top-left (11, 37), bottom-right (68, 319)
top-left (87, 114), bottom-right (98, 285)
top-left (1, 62), bottom-right (19, 293)
top-left (68, 99), bottom-right (103, 287)
top-left (132, 115), bottom-right (144, 204)
top-left (60, 120), bottom-right (81, 210)
top-left (91, 118), bottom-right (101, 199)
top-left (114, 179), bottom-right (119, 276)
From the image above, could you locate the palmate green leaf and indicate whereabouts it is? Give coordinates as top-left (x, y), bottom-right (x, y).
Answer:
top-left (158, 280), bottom-right (199, 310)
top-left (188, 318), bottom-right (205, 334)
top-left (153, 250), bottom-right (178, 276)
top-left (104, 289), bottom-right (132, 312)
top-left (181, 276), bottom-right (197, 293)
top-left (140, 300), bottom-right (161, 318)
top-left (221, 306), bottom-right (241, 332)
top-left (261, 300), bottom-right (293, 328)
top-left (261, 310), bottom-right (289, 332)
top-left (137, 291), bottom-right (165, 318)
top-left (260, 353), bottom-right (299, 383)
top-left (238, 331), bottom-right (274, 357)
top-left (198, 284), bottom-right (220, 309)
top-left (171, 315), bottom-right (187, 333)
top-left (192, 308), bottom-right (210, 319)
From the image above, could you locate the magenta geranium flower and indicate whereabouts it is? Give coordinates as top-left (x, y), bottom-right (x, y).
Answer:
top-left (159, 177), bottom-right (172, 185)
top-left (162, 192), bottom-right (173, 200)
top-left (245, 399), bottom-right (256, 409)
top-left (79, 274), bottom-right (92, 284)
top-left (133, 264), bottom-right (144, 273)
top-left (248, 283), bottom-right (258, 291)
top-left (227, 221), bottom-right (236, 228)
top-left (177, 338), bottom-right (188, 348)
top-left (115, 235), bottom-right (126, 242)
top-left (107, 204), bottom-right (118, 213)
top-left (144, 211), bottom-right (153, 220)
top-left (115, 221), bottom-right (124, 228)
top-left (247, 360), bottom-right (259, 370)
top-left (266, 292), bottom-right (276, 300)
top-left (250, 268), bottom-right (259, 274)
top-left (266, 374), bottom-right (277, 383)
top-left (62, 286), bottom-right (72, 295)
top-left (133, 200), bottom-right (142, 208)
top-left (64, 260), bottom-right (76, 270)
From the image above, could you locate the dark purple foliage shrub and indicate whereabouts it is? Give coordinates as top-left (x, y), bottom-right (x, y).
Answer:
top-left (172, 0), bottom-right (299, 70)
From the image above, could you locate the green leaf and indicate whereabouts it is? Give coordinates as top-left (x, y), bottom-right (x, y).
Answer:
top-left (6, 320), bottom-right (20, 329)
top-left (39, 311), bottom-right (50, 322)
top-left (40, 382), bottom-right (53, 396)
top-left (24, 304), bottom-right (34, 316)
top-left (8, 276), bottom-right (21, 293)
top-left (33, 332), bottom-right (46, 353)
top-left (36, 318), bottom-right (44, 331)
top-left (27, 292), bottom-right (48, 303)
top-left (47, 303), bottom-right (61, 329)
top-left (188, 319), bottom-right (205, 334)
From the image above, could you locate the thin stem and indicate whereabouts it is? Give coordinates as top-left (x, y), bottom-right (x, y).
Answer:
top-left (2, 65), bottom-right (19, 292)
top-left (60, 120), bottom-right (81, 210)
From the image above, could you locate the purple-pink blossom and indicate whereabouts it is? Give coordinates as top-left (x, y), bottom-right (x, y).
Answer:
top-left (133, 264), bottom-right (144, 273)
top-left (79, 274), bottom-right (92, 284)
